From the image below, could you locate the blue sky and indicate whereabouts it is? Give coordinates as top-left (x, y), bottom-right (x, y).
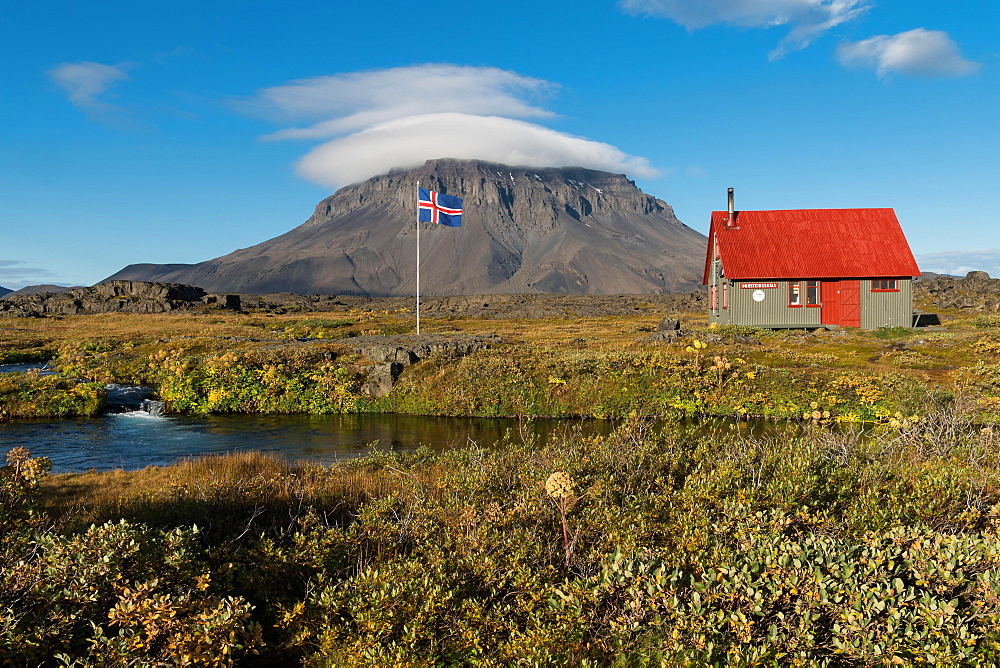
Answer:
top-left (1, 0), bottom-right (996, 290)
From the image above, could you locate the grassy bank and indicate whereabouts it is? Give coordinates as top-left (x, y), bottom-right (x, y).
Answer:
top-left (0, 371), bottom-right (104, 420)
top-left (5, 408), bottom-right (1000, 664)
top-left (5, 304), bottom-right (1000, 423)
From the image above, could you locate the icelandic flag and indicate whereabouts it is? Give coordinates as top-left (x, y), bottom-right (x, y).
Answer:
top-left (418, 188), bottom-right (463, 227)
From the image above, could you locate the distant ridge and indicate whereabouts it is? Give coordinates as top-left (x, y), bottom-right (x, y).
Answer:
top-left (105, 159), bottom-right (708, 296)
top-left (0, 286), bottom-right (11, 298)
top-left (4, 284), bottom-right (80, 298)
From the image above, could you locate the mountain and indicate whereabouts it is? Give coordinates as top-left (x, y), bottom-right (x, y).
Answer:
top-left (105, 159), bottom-right (708, 296)
top-left (0, 286), bottom-right (11, 298)
top-left (3, 284), bottom-right (80, 297)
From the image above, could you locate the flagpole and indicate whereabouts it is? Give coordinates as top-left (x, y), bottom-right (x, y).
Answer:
top-left (416, 181), bottom-right (420, 335)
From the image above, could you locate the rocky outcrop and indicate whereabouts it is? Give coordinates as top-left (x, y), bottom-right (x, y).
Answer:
top-left (345, 334), bottom-right (501, 398)
top-left (0, 281), bottom-right (218, 316)
top-left (91, 281), bottom-right (205, 302)
top-left (347, 334), bottom-right (501, 365)
top-left (0, 279), bottom-right (706, 319)
top-left (915, 272), bottom-right (1000, 311)
top-left (104, 159), bottom-right (708, 296)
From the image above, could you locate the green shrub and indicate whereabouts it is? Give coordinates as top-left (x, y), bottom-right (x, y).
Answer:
top-left (972, 315), bottom-right (1000, 329)
top-left (0, 372), bottom-right (105, 420)
top-left (55, 341), bottom-right (369, 415)
top-left (12, 410), bottom-right (1000, 664)
top-left (714, 324), bottom-right (772, 338)
top-left (269, 418), bottom-right (1000, 664)
top-left (0, 349), bottom-right (53, 365)
top-left (1, 452), bottom-right (263, 665)
top-left (553, 525), bottom-right (1000, 664)
top-left (2, 520), bottom-right (262, 665)
top-left (0, 446), bottom-right (51, 532)
top-left (873, 326), bottom-right (913, 339)
top-left (153, 349), bottom-right (366, 414)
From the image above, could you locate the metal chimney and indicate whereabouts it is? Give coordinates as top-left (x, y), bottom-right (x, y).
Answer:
top-left (727, 188), bottom-right (735, 228)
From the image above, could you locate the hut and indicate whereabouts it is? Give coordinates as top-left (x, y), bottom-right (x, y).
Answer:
top-left (705, 189), bottom-right (920, 329)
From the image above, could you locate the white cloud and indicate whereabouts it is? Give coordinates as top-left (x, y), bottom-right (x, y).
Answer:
top-left (296, 113), bottom-right (658, 187)
top-left (915, 250), bottom-right (1000, 278)
top-left (837, 28), bottom-right (981, 79)
top-left (247, 64), bottom-right (557, 140)
top-left (248, 64), bottom-right (657, 188)
top-left (620, 0), bottom-right (868, 58)
top-left (47, 61), bottom-right (130, 111)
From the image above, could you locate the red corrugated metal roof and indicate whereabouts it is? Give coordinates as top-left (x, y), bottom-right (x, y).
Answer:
top-left (702, 208), bottom-right (920, 283)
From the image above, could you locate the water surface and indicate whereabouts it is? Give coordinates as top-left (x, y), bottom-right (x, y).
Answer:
top-left (0, 370), bottom-right (821, 474)
top-left (0, 411), bottom-right (614, 473)
top-left (0, 362), bottom-right (54, 374)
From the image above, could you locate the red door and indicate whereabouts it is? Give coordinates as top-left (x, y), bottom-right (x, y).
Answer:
top-left (821, 280), bottom-right (839, 326)
top-left (840, 280), bottom-right (861, 327)
top-left (821, 280), bottom-right (861, 327)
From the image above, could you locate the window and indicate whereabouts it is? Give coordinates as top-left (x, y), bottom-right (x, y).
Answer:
top-left (722, 283), bottom-right (729, 309)
top-left (806, 281), bottom-right (821, 306)
top-left (789, 282), bottom-right (801, 307)
top-left (871, 279), bottom-right (899, 291)
top-left (710, 285), bottom-right (718, 310)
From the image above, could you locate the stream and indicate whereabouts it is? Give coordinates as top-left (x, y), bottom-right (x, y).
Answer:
top-left (1, 363), bottom-right (792, 474)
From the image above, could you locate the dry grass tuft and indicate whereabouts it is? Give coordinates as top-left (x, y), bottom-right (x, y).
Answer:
top-left (40, 451), bottom-right (411, 533)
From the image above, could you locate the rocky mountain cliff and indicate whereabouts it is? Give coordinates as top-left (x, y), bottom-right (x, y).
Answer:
top-left (105, 159), bottom-right (708, 296)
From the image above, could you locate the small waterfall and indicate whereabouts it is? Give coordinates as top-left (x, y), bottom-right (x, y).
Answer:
top-left (139, 399), bottom-right (166, 417)
top-left (104, 384), bottom-right (162, 415)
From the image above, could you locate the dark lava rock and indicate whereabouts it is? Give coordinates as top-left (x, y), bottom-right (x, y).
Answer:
top-left (345, 334), bottom-right (502, 398)
top-left (0, 281), bottom-right (205, 316)
top-left (345, 334), bottom-right (502, 366)
top-left (657, 317), bottom-right (681, 331)
top-left (361, 362), bottom-right (406, 398)
top-left (643, 330), bottom-right (679, 343)
top-left (915, 271), bottom-right (1000, 313)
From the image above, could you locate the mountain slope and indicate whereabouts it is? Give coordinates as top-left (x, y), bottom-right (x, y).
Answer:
top-left (105, 159), bottom-right (708, 296)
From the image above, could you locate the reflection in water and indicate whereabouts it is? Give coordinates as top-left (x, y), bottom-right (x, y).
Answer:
top-left (0, 409), bottom-right (849, 475)
top-left (0, 362), bottom-right (54, 375)
top-left (0, 412), bottom-right (612, 473)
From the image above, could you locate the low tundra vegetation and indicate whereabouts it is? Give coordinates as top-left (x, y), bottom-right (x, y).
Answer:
top-left (3, 306), bottom-right (1000, 424)
top-left (4, 408), bottom-right (1000, 664)
top-left (9, 327), bottom-right (949, 423)
top-left (53, 340), bottom-right (371, 415)
top-left (10, 304), bottom-right (1000, 663)
top-left (0, 371), bottom-right (104, 420)
top-left (376, 343), bottom-right (939, 423)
